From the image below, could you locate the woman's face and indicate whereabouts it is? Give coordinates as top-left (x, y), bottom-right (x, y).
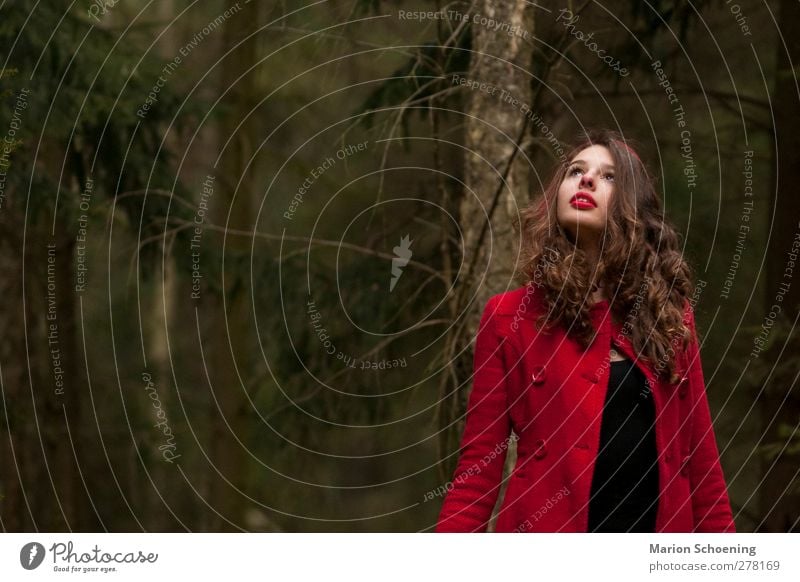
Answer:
top-left (556, 144), bottom-right (615, 247)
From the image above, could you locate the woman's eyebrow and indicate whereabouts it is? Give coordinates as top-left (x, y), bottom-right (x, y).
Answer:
top-left (569, 159), bottom-right (615, 170)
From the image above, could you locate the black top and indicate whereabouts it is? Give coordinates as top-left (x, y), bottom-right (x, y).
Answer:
top-left (587, 358), bottom-right (659, 532)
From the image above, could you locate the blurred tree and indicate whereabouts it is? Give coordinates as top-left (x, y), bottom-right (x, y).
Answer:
top-left (203, 0), bottom-right (263, 531)
top-left (0, 0), bottom-right (194, 531)
top-left (760, 0), bottom-right (800, 533)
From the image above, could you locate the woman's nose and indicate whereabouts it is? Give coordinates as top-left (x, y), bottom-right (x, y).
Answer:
top-left (579, 172), bottom-right (594, 188)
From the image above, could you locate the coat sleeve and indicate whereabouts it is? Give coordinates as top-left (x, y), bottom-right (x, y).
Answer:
top-left (436, 295), bottom-right (513, 532)
top-left (683, 305), bottom-right (736, 532)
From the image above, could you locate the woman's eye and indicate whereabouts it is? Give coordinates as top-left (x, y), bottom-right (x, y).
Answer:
top-left (604, 174), bottom-right (615, 181)
top-left (569, 168), bottom-right (582, 176)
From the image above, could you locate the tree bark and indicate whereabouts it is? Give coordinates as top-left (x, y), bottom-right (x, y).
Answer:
top-left (447, 0), bottom-right (535, 530)
top-left (460, 1), bottom-right (534, 321)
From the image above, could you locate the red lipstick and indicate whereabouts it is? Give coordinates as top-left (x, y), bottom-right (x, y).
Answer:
top-left (569, 191), bottom-right (597, 209)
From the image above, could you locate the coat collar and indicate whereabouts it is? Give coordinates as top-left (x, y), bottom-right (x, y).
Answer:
top-left (588, 298), bottom-right (662, 387)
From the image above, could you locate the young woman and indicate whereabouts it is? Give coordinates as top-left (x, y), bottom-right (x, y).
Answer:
top-left (436, 129), bottom-right (735, 533)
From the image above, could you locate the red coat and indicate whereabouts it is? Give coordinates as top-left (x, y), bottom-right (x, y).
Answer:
top-left (436, 286), bottom-right (735, 533)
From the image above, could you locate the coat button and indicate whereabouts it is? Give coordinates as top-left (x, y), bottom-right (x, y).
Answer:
top-left (680, 455), bottom-right (690, 477)
top-left (533, 438), bottom-right (547, 459)
top-left (530, 366), bottom-right (546, 385)
top-left (678, 377), bottom-right (689, 399)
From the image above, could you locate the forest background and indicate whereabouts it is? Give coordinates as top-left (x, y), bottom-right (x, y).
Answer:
top-left (1, 0), bottom-right (798, 532)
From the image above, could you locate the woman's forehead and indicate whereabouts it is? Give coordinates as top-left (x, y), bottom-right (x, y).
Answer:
top-left (569, 144), bottom-right (614, 164)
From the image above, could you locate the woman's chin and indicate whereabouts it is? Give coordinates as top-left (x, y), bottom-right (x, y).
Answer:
top-left (560, 222), bottom-right (602, 245)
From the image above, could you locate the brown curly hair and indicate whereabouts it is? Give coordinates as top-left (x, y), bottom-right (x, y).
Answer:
top-left (517, 129), bottom-right (694, 383)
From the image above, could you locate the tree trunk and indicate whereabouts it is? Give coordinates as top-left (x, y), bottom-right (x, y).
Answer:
top-left (444, 0), bottom-right (535, 529)
top-left (760, 0), bottom-right (800, 532)
top-left (0, 197), bottom-right (29, 530)
top-left (202, 0), bottom-right (262, 531)
top-left (28, 234), bottom-right (87, 531)
top-left (460, 1), bottom-right (534, 319)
